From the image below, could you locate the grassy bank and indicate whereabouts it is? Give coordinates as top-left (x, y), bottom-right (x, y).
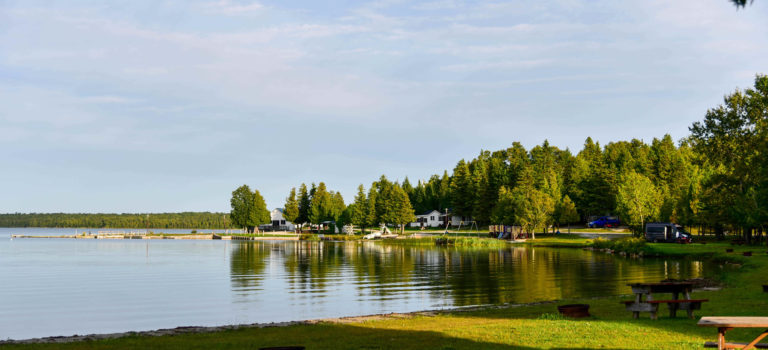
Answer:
top-left (377, 236), bottom-right (511, 247)
top-left (5, 238), bottom-right (768, 349)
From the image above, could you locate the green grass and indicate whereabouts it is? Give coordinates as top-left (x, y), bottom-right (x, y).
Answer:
top-left (377, 236), bottom-right (511, 247)
top-left (564, 227), bottom-right (632, 233)
top-left (6, 237), bottom-right (768, 349)
top-left (510, 233), bottom-right (594, 247)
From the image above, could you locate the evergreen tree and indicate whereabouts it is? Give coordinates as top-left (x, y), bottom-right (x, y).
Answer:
top-left (283, 187), bottom-right (299, 232)
top-left (251, 189), bottom-right (271, 229)
top-left (351, 184), bottom-right (368, 234)
top-left (297, 183), bottom-right (311, 231)
top-left (366, 183), bottom-right (379, 228)
top-left (506, 142), bottom-right (529, 187)
top-left (374, 176), bottom-right (393, 223)
top-left (381, 185), bottom-right (416, 234)
top-left (450, 160), bottom-right (474, 218)
top-left (471, 158), bottom-right (491, 224)
top-left (491, 186), bottom-right (516, 225)
top-left (439, 171), bottom-right (452, 210)
top-left (412, 181), bottom-right (427, 214)
top-left (402, 177), bottom-right (414, 206)
top-left (309, 182), bottom-right (331, 225)
top-left (329, 191), bottom-right (346, 232)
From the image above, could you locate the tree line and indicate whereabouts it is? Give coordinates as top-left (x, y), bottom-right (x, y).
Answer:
top-left (0, 212), bottom-right (230, 229)
top-left (275, 75), bottom-right (768, 241)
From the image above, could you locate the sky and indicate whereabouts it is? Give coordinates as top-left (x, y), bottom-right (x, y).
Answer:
top-left (1, 0), bottom-right (767, 213)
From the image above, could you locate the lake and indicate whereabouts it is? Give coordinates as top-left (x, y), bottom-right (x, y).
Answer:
top-left (0, 228), bottom-right (716, 340)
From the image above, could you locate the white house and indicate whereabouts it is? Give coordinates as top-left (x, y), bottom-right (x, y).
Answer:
top-left (410, 210), bottom-right (473, 228)
top-left (411, 210), bottom-right (443, 228)
top-left (259, 208), bottom-right (296, 232)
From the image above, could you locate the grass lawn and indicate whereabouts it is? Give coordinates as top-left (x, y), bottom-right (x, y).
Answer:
top-left (5, 239), bottom-right (767, 349)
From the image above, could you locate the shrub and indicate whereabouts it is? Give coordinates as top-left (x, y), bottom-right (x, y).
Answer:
top-left (591, 237), bottom-right (647, 254)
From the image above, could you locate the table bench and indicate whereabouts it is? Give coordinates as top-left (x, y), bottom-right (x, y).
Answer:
top-left (620, 299), bottom-right (708, 320)
top-left (699, 317), bottom-right (768, 350)
top-left (623, 282), bottom-right (707, 320)
top-left (704, 342), bottom-right (768, 349)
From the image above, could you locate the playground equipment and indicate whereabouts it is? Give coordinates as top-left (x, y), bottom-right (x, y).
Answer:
top-left (489, 225), bottom-right (528, 240)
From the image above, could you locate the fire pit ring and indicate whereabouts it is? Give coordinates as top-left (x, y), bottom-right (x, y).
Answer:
top-left (557, 304), bottom-right (590, 318)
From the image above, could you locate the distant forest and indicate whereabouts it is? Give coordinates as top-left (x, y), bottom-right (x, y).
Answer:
top-left (0, 212), bottom-right (230, 229)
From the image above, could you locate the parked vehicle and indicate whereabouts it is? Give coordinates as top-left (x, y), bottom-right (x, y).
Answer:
top-left (587, 216), bottom-right (620, 228)
top-left (645, 223), bottom-right (691, 243)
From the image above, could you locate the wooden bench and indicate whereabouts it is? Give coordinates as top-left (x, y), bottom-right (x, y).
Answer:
top-left (704, 341), bottom-right (768, 349)
top-left (621, 299), bottom-right (708, 320)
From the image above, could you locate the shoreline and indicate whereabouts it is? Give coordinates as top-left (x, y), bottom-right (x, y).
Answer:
top-left (9, 233), bottom-right (300, 241)
top-left (0, 302), bottom-right (557, 345)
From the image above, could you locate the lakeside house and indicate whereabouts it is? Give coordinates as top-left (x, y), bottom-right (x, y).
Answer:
top-left (410, 210), bottom-right (472, 228)
top-left (259, 208), bottom-right (295, 232)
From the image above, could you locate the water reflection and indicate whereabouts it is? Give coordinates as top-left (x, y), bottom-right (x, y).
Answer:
top-left (229, 241), bottom-right (710, 307)
top-left (0, 236), bottom-right (713, 340)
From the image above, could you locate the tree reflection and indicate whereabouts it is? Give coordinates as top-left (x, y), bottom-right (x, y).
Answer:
top-left (229, 241), bottom-right (710, 309)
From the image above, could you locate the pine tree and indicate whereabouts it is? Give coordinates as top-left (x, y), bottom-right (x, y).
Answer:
top-left (439, 171), bottom-right (451, 210)
top-left (309, 182), bottom-right (331, 225)
top-left (471, 158), bottom-right (490, 224)
top-left (329, 191), bottom-right (345, 225)
top-left (297, 183), bottom-right (310, 231)
top-left (387, 185), bottom-right (415, 234)
top-left (450, 160), bottom-right (474, 218)
top-left (402, 177), bottom-right (414, 205)
top-left (351, 184), bottom-right (368, 234)
top-left (366, 183), bottom-right (379, 228)
top-left (283, 187), bottom-right (299, 232)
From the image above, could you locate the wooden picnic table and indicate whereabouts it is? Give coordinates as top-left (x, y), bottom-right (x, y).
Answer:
top-left (622, 282), bottom-right (707, 319)
top-left (698, 317), bottom-right (768, 349)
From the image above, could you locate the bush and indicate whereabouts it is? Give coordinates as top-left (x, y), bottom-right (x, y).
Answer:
top-left (591, 237), bottom-right (647, 254)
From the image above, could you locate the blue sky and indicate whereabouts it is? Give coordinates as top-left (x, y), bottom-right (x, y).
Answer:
top-left (1, 0), bottom-right (767, 213)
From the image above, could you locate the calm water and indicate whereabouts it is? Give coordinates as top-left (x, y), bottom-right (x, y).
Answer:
top-left (0, 228), bottom-right (716, 340)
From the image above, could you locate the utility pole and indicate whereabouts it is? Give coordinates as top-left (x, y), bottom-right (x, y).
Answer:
top-left (443, 208), bottom-right (449, 236)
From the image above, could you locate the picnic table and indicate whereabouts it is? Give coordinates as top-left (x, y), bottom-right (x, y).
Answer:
top-left (621, 282), bottom-right (707, 320)
top-left (699, 317), bottom-right (768, 349)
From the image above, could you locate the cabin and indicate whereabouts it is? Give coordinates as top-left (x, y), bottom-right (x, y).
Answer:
top-left (412, 210), bottom-right (443, 228)
top-left (259, 208), bottom-right (296, 232)
top-left (410, 210), bottom-right (473, 228)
